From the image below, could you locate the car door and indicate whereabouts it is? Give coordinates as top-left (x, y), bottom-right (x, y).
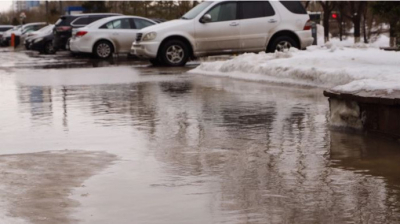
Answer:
top-left (238, 1), bottom-right (279, 52)
top-left (194, 1), bottom-right (240, 54)
top-left (99, 18), bottom-right (136, 53)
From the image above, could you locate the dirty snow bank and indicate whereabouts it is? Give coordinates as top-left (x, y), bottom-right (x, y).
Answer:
top-left (190, 47), bottom-right (400, 93)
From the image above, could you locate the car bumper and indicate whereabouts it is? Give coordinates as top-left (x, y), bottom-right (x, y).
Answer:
top-left (69, 37), bottom-right (92, 53)
top-left (295, 30), bottom-right (314, 49)
top-left (53, 33), bottom-right (71, 50)
top-left (30, 40), bottom-right (46, 51)
top-left (130, 41), bottom-right (160, 59)
top-left (1, 37), bottom-right (11, 46)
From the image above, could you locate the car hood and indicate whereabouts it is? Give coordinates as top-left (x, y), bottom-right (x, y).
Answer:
top-left (29, 31), bottom-right (52, 40)
top-left (139, 19), bottom-right (193, 34)
top-left (2, 29), bottom-right (16, 37)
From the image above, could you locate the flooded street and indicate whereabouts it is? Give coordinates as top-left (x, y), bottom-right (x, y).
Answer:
top-left (1, 51), bottom-right (400, 224)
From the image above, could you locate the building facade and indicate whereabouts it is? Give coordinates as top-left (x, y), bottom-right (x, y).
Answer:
top-left (13, 1), bottom-right (40, 12)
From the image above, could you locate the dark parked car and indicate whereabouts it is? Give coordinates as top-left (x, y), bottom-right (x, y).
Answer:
top-left (30, 33), bottom-right (55, 54)
top-left (53, 13), bottom-right (121, 51)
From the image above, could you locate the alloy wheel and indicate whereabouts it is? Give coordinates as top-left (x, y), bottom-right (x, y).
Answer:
top-left (166, 45), bottom-right (184, 64)
top-left (276, 41), bottom-right (292, 52)
top-left (45, 42), bottom-right (54, 54)
top-left (97, 43), bottom-right (111, 58)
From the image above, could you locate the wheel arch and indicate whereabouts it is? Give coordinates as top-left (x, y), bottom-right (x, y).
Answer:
top-left (266, 30), bottom-right (301, 52)
top-left (92, 39), bottom-right (116, 54)
top-left (157, 35), bottom-right (194, 59)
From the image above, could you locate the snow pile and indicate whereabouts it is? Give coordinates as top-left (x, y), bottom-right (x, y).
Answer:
top-left (190, 47), bottom-right (400, 94)
top-left (315, 23), bottom-right (390, 48)
top-left (325, 35), bottom-right (390, 48)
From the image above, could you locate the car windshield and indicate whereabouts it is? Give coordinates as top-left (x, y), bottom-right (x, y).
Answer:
top-left (181, 2), bottom-right (213, 20)
top-left (37, 24), bottom-right (53, 33)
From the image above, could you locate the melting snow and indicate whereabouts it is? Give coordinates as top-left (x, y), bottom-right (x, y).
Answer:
top-left (190, 43), bottom-right (400, 94)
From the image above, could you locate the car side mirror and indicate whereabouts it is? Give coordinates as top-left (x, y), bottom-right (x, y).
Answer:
top-left (201, 14), bottom-right (212, 23)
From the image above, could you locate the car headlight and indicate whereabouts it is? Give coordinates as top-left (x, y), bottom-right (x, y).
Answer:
top-left (142, 32), bottom-right (157, 41)
top-left (34, 38), bottom-right (43, 43)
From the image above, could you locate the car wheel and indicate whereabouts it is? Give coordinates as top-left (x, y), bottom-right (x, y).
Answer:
top-left (159, 39), bottom-right (189, 67)
top-left (94, 40), bottom-right (113, 59)
top-left (65, 38), bottom-right (71, 51)
top-left (149, 58), bottom-right (163, 66)
top-left (44, 41), bottom-right (55, 54)
top-left (268, 36), bottom-right (298, 53)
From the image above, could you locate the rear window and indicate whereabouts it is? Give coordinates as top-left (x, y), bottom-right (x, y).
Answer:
top-left (133, 19), bottom-right (155, 29)
top-left (55, 16), bottom-right (78, 26)
top-left (280, 1), bottom-right (307, 14)
top-left (100, 19), bottom-right (132, 29)
top-left (0, 27), bottom-right (12, 32)
top-left (240, 1), bottom-right (275, 19)
top-left (72, 17), bottom-right (90, 25)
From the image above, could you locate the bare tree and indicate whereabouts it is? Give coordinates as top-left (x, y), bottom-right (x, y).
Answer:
top-left (362, 2), bottom-right (369, 43)
top-left (319, 1), bottom-right (336, 42)
top-left (345, 1), bottom-right (367, 43)
top-left (336, 1), bottom-right (347, 41)
top-left (303, 1), bottom-right (311, 10)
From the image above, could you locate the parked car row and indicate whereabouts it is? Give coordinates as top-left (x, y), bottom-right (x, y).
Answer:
top-left (53, 13), bottom-right (122, 51)
top-left (1, 1), bottom-right (313, 67)
top-left (70, 15), bottom-right (158, 58)
top-left (0, 25), bottom-right (14, 42)
top-left (25, 24), bottom-right (55, 54)
top-left (0, 23), bottom-right (47, 47)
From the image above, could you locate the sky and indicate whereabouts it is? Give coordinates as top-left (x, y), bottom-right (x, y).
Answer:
top-left (0, 1), bottom-right (12, 12)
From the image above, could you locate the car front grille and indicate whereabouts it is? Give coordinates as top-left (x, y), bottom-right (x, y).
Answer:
top-left (136, 33), bottom-right (143, 42)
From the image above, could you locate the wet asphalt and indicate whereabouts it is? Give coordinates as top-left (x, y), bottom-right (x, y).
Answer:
top-left (1, 49), bottom-right (400, 224)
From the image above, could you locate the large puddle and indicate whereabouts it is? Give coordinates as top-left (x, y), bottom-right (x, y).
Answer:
top-left (1, 52), bottom-right (400, 223)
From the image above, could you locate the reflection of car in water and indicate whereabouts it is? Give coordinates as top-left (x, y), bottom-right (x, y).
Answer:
top-left (70, 16), bottom-right (157, 58)
top-left (132, 0), bottom-right (313, 66)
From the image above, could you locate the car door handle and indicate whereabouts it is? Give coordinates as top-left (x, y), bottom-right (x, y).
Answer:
top-left (268, 19), bottom-right (277, 23)
top-left (230, 22), bottom-right (239, 26)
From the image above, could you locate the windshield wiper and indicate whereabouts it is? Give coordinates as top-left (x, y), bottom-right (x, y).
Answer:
top-left (181, 16), bottom-right (189, 20)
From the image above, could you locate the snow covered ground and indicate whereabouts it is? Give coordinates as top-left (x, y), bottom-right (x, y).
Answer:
top-left (190, 40), bottom-right (400, 94)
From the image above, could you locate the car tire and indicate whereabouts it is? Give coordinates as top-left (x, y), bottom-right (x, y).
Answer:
top-left (94, 40), bottom-right (113, 59)
top-left (159, 39), bottom-right (189, 67)
top-left (268, 36), bottom-right (298, 53)
top-left (43, 41), bottom-right (55, 54)
top-left (65, 38), bottom-right (71, 50)
top-left (149, 58), bottom-right (164, 66)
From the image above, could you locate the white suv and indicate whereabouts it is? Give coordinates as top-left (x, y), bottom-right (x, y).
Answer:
top-left (131, 0), bottom-right (313, 66)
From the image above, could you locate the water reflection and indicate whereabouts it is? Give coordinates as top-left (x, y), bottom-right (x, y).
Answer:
top-left (13, 68), bottom-right (400, 223)
top-left (18, 86), bottom-right (53, 126)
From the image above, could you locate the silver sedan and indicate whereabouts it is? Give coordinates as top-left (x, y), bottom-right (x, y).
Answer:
top-left (70, 15), bottom-right (157, 58)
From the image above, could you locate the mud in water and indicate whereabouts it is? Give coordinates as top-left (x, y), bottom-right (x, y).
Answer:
top-left (0, 150), bottom-right (116, 224)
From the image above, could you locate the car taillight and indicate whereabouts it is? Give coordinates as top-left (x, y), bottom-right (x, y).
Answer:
top-left (56, 26), bottom-right (71, 32)
top-left (303, 20), bottom-right (312, 30)
top-left (75, 31), bottom-right (87, 37)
